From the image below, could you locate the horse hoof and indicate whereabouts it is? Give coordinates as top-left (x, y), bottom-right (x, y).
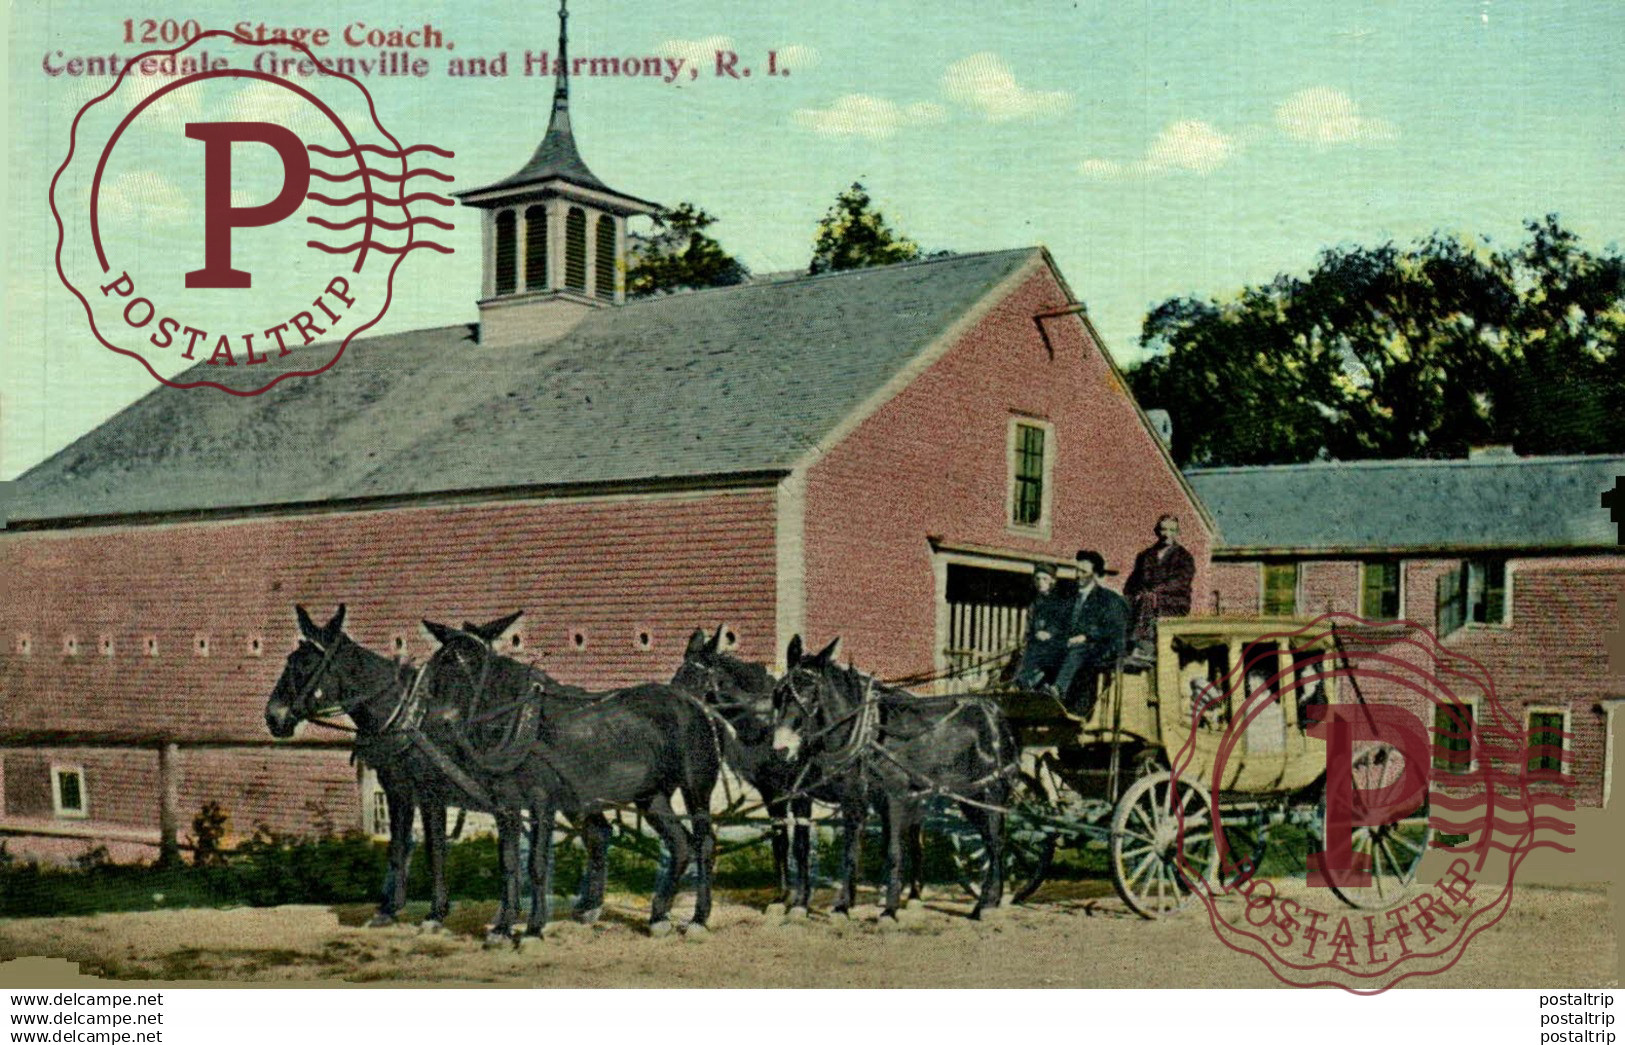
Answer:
top-left (764, 902), bottom-right (788, 917)
top-left (681, 922), bottom-right (709, 941)
top-left (574, 907), bottom-right (602, 926)
top-left (365, 913), bottom-right (396, 929)
top-left (649, 920), bottom-right (675, 938)
top-left (417, 920), bottom-right (446, 935)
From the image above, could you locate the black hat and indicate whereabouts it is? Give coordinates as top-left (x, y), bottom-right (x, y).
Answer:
top-left (1075, 549), bottom-right (1118, 576)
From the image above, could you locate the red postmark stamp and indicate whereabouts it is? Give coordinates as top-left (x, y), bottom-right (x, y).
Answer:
top-left (1169, 613), bottom-right (1576, 993)
top-left (49, 29), bottom-right (455, 395)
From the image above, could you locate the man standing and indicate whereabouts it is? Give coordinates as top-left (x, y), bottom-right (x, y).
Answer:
top-left (1014, 563), bottom-right (1068, 689)
top-left (1123, 514), bottom-right (1196, 666)
top-left (1048, 550), bottom-right (1129, 718)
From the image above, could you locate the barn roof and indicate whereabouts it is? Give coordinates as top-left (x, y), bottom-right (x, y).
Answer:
top-left (1186, 453), bottom-right (1625, 554)
top-left (4, 248), bottom-right (1040, 525)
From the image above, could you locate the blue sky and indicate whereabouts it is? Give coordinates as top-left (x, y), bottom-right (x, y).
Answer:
top-left (5, 0), bottom-right (1622, 478)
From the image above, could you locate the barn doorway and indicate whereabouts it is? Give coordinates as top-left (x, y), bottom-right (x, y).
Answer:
top-left (940, 561), bottom-right (1039, 693)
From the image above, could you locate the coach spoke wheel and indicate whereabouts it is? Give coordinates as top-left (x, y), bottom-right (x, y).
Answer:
top-left (950, 767), bottom-right (1059, 906)
top-left (1325, 744), bottom-right (1433, 910)
top-left (1110, 771), bottom-right (1216, 920)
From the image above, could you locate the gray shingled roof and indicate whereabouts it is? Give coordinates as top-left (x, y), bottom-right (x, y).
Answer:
top-left (1187, 455), bottom-right (1625, 552)
top-left (4, 249), bottom-right (1039, 524)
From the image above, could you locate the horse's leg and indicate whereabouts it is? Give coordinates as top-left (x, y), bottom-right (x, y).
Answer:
top-left (422, 801), bottom-right (450, 929)
top-left (371, 787), bottom-right (414, 927)
top-left (525, 797), bottom-right (555, 938)
top-left (640, 794), bottom-right (690, 935)
top-left (682, 786), bottom-right (715, 930)
top-left (878, 796), bottom-right (904, 919)
top-left (765, 793), bottom-right (790, 909)
top-left (489, 807), bottom-right (523, 943)
top-left (790, 796), bottom-right (814, 914)
top-left (573, 812), bottom-right (611, 923)
top-left (832, 796), bottom-right (865, 916)
top-left (905, 811), bottom-right (925, 903)
top-left (962, 801), bottom-right (1005, 919)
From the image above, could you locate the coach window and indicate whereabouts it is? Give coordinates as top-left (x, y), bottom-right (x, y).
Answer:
top-left (1007, 418), bottom-right (1054, 535)
top-left (1360, 559), bottom-right (1403, 621)
top-left (1526, 708), bottom-right (1568, 778)
top-left (1261, 562), bottom-right (1299, 616)
top-left (52, 765), bottom-right (88, 819)
top-left (1432, 698), bottom-right (1478, 776)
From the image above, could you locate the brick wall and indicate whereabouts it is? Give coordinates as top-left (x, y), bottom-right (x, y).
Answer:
top-left (803, 261), bottom-right (1214, 680)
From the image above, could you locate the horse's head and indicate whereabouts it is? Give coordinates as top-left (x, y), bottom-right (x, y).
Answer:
top-left (770, 634), bottom-right (842, 761)
top-left (674, 625), bottom-right (775, 714)
top-left (421, 610), bottom-right (522, 710)
top-left (265, 604), bottom-right (350, 738)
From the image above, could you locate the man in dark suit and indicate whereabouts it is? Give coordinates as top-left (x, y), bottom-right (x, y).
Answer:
top-left (1049, 549), bottom-right (1129, 718)
top-left (1123, 514), bottom-right (1196, 665)
top-left (1015, 563), bottom-right (1069, 689)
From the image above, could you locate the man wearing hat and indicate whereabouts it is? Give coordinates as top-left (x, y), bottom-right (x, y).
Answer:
top-left (1014, 562), bottom-right (1069, 690)
top-left (1047, 549), bottom-right (1129, 718)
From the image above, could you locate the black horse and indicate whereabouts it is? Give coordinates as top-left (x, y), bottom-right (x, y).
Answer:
top-left (422, 615), bottom-right (723, 938)
top-left (264, 604), bottom-right (488, 931)
top-left (771, 635), bottom-right (1019, 920)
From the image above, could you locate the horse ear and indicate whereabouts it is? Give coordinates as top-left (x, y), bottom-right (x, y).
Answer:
top-left (322, 604), bottom-right (347, 644)
top-left (295, 605), bottom-right (319, 640)
top-left (421, 619), bottom-right (457, 645)
top-left (685, 628), bottom-right (709, 656)
top-left (468, 609), bottom-right (523, 643)
top-left (812, 637), bottom-right (841, 666)
top-left (710, 623), bottom-right (728, 654)
top-left (786, 634), bottom-right (804, 668)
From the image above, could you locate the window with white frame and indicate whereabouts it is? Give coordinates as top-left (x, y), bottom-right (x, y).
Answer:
top-left (1432, 698), bottom-right (1478, 776)
top-left (1007, 418), bottom-right (1053, 532)
top-left (1436, 558), bottom-right (1509, 637)
top-left (1261, 562), bottom-right (1299, 616)
top-left (52, 764), bottom-right (88, 818)
top-left (1360, 559), bottom-right (1403, 621)
top-left (1526, 708), bottom-right (1568, 778)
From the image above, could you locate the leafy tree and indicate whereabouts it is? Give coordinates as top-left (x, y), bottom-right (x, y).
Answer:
top-left (1128, 217), bottom-right (1623, 466)
top-left (625, 202), bottom-right (749, 297)
top-left (809, 182), bottom-right (923, 275)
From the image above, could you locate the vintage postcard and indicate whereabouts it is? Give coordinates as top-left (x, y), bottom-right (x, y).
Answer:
top-left (2, 0), bottom-right (1622, 998)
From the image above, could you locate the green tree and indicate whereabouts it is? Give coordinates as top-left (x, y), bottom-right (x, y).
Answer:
top-left (808, 182), bottom-right (923, 275)
top-left (1128, 217), bottom-right (1623, 466)
top-left (625, 202), bottom-right (749, 297)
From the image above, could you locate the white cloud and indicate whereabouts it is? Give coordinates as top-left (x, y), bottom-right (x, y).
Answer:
top-left (656, 35), bottom-right (736, 74)
top-left (774, 44), bottom-right (820, 71)
top-left (1275, 87), bottom-right (1396, 144)
top-left (100, 170), bottom-right (190, 224)
top-left (1082, 120), bottom-right (1237, 178)
top-left (941, 52), bottom-right (1069, 122)
top-left (793, 95), bottom-right (946, 140)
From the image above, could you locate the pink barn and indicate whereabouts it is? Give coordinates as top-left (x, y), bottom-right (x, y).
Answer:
top-left (0, 53), bottom-right (1206, 858)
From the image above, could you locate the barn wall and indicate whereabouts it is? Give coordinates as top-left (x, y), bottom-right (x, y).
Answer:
top-left (0, 486), bottom-right (778, 841)
top-left (800, 260), bottom-right (1214, 681)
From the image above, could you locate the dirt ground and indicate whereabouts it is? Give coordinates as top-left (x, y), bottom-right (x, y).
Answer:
top-left (0, 881), bottom-right (1617, 988)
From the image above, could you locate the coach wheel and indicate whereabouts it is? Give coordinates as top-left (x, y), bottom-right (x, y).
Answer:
top-left (1109, 770), bottom-right (1217, 919)
top-left (1323, 743), bottom-right (1433, 910)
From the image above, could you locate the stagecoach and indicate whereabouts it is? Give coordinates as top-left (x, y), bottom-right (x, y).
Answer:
top-left (966, 616), bottom-right (1433, 918)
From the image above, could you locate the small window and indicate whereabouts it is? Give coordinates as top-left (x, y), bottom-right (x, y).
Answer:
top-left (16, 635), bottom-right (31, 656)
top-left (509, 632), bottom-right (524, 651)
top-left (1261, 563), bottom-right (1299, 616)
top-left (634, 629), bottom-right (653, 651)
top-left (1432, 699), bottom-right (1477, 775)
top-left (99, 634), bottom-right (115, 657)
top-left (195, 634), bottom-right (210, 657)
top-left (1436, 558), bottom-right (1509, 637)
top-left (1008, 419), bottom-right (1052, 531)
top-left (494, 210), bottom-right (518, 295)
top-left (595, 215), bottom-right (617, 300)
top-left (52, 765), bottom-right (88, 818)
top-left (1360, 560), bottom-right (1402, 621)
top-left (63, 635), bottom-right (80, 657)
top-left (525, 205), bottom-right (548, 290)
top-left (1526, 709), bottom-right (1567, 777)
top-left (144, 636), bottom-right (159, 657)
top-left (392, 635), bottom-right (407, 656)
top-left (247, 635), bottom-right (263, 658)
top-left (565, 207), bottom-right (587, 292)
top-left (570, 630), bottom-right (587, 649)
